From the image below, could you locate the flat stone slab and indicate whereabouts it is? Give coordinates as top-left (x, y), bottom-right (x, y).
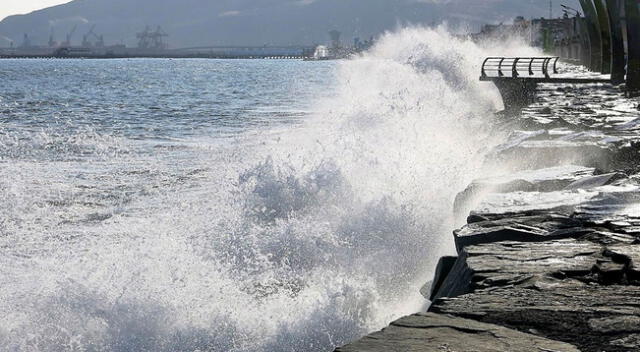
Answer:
top-left (454, 165), bottom-right (596, 217)
top-left (433, 284), bottom-right (640, 323)
top-left (574, 185), bottom-right (640, 229)
top-left (469, 183), bottom-right (640, 229)
top-left (523, 74), bottom-right (640, 131)
top-left (435, 240), bottom-right (640, 296)
top-left (490, 74), bottom-right (640, 173)
top-left (564, 172), bottom-right (627, 190)
top-left (432, 285), bottom-right (640, 352)
top-left (491, 137), bottom-right (618, 170)
top-left (606, 245), bottom-right (640, 281)
top-left (471, 189), bottom-right (600, 217)
top-left (453, 213), bottom-right (587, 251)
top-left (435, 240), bottom-right (606, 298)
top-left (464, 240), bottom-right (601, 277)
top-left (430, 240), bottom-right (640, 351)
top-left (459, 181), bottom-right (640, 243)
top-left (334, 313), bottom-right (580, 352)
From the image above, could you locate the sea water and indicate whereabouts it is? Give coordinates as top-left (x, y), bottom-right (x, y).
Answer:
top-left (0, 28), bottom-right (536, 351)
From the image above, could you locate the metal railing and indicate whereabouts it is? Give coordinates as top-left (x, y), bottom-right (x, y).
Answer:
top-left (481, 57), bottom-right (560, 79)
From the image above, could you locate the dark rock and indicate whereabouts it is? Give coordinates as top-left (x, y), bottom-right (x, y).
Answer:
top-left (454, 165), bottom-right (595, 217)
top-left (564, 172), bottom-right (627, 190)
top-left (606, 245), bottom-right (640, 282)
top-left (334, 313), bottom-right (580, 352)
top-left (426, 256), bottom-right (458, 301)
top-left (492, 139), bottom-right (616, 171)
top-left (432, 285), bottom-right (640, 352)
top-left (430, 251), bottom-right (474, 301)
top-left (470, 189), bottom-right (599, 218)
top-left (467, 213), bottom-right (490, 223)
top-left (435, 240), bottom-right (640, 295)
top-left (453, 213), bottom-right (585, 252)
top-left (467, 177), bottom-right (640, 233)
top-left (610, 334), bottom-right (640, 348)
top-left (430, 240), bottom-right (602, 299)
top-left (573, 188), bottom-right (640, 235)
top-left (588, 316), bottom-right (640, 334)
top-left (430, 240), bottom-right (640, 351)
top-left (460, 240), bottom-right (600, 284)
top-left (578, 231), bottom-right (637, 245)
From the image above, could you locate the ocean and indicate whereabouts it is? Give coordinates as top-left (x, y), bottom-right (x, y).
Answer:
top-left (0, 28), bottom-right (533, 351)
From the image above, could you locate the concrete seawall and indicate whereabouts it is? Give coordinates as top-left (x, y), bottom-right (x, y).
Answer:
top-left (336, 65), bottom-right (640, 351)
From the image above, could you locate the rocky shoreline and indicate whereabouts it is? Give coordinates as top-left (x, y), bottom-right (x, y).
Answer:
top-left (336, 65), bottom-right (640, 352)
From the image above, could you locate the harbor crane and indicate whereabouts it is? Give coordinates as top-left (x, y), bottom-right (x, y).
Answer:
top-left (82, 25), bottom-right (104, 47)
top-left (137, 26), bottom-right (169, 50)
top-left (20, 33), bottom-right (31, 48)
top-left (137, 26), bottom-right (151, 48)
top-left (61, 25), bottom-right (77, 47)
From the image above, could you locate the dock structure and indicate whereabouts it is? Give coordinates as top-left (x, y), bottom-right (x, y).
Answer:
top-left (336, 2), bottom-right (640, 351)
top-left (476, 0), bottom-right (640, 109)
top-left (480, 56), bottom-right (609, 112)
top-left (479, 1), bottom-right (640, 96)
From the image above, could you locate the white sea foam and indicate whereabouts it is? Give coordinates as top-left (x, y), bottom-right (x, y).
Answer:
top-left (0, 27), bottom-right (537, 351)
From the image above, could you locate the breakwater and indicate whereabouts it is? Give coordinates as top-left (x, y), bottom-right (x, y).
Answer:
top-left (335, 64), bottom-right (640, 351)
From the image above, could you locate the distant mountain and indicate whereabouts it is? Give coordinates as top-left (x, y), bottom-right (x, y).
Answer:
top-left (0, 0), bottom-right (581, 48)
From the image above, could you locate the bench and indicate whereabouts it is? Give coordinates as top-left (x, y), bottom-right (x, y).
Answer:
top-left (480, 57), bottom-right (610, 113)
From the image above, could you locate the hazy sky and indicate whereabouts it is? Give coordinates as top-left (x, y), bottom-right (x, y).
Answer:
top-left (1, 0), bottom-right (69, 21)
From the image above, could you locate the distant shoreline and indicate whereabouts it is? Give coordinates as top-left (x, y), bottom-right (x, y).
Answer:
top-left (0, 54), bottom-right (308, 60)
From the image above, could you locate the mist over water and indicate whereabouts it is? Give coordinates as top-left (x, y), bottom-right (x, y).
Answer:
top-left (1, 28), bottom-right (535, 351)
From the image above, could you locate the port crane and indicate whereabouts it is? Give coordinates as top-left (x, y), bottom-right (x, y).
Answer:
top-left (20, 33), bottom-right (31, 48)
top-left (137, 26), bottom-right (168, 49)
top-left (61, 25), bottom-right (77, 47)
top-left (82, 25), bottom-right (104, 47)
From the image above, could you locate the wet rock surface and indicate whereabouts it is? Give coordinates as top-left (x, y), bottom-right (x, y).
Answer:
top-left (336, 65), bottom-right (640, 351)
top-left (430, 241), bottom-right (640, 349)
top-left (495, 68), bottom-right (640, 174)
top-left (453, 213), bottom-right (586, 251)
top-left (335, 313), bottom-right (581, 352)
